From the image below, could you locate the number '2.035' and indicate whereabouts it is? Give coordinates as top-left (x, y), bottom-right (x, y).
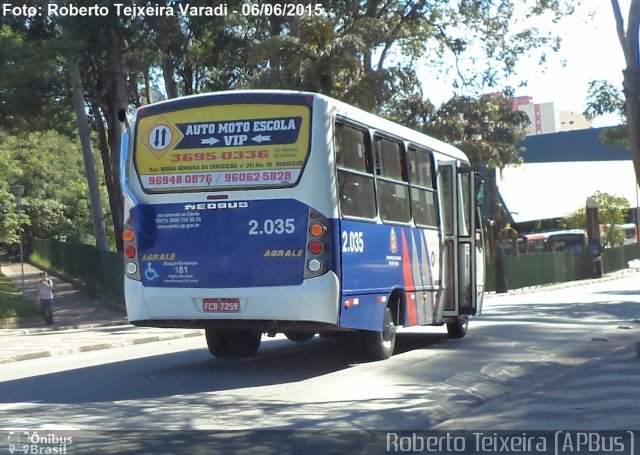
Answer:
top-left (248, 218), bottom-right (296, 235)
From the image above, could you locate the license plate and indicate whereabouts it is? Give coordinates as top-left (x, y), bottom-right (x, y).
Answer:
top-left (203, 298), bottom-right (240, 312)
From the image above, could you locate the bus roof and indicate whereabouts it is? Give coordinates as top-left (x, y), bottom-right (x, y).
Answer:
top-left (135, 89), bottom-right (470, 164)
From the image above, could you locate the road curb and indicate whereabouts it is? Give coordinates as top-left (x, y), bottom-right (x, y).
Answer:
top-left (0, 321), bottom-right (130, 334)
top-left (0, 329), bottom-right (203, 365)
top-left (487, 267), bottom-right (638, 296)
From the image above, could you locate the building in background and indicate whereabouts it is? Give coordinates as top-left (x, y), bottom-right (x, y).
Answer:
top-left (496, 127), bottom-right (639, 233)
top-left (512, 96), bottom-right (592, 136)
top-left (558, 109), bottom-right (592, 131)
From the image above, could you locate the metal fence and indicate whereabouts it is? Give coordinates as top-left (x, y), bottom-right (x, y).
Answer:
top-left (486, 242), bottom-right (640, 292)
top-left (602, 242), bottom-right (640, 274)
top-left (30, 238), bottom-right (124, 304)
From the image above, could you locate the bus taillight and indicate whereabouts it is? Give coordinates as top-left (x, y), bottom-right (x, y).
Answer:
top-left (123, 220), bottom-right (141, 281)
top-left (123, 229), bottom-right (135, 242)
top-left (304, 211), bottom-right (331, 279)
top-left (309, 223), bottom-right (326, 238)
top-left (308, 241), bottom-right (323, 255)
top-left (307, 259), bottom-right (322, 273)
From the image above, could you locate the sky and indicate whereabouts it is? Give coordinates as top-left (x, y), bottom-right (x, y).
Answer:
top-left (418, 1), bottom-right (629, 128)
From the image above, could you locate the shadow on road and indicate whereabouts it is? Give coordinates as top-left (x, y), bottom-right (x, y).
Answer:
top-left (0, 331), bottom-right (449, 405)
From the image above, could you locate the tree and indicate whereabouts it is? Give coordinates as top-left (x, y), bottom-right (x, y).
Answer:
top-left (610, 0), bottom-right (640, 188)
top-left (0, 21), bottom-right (74, 135)
top-left (63, 12), bottom-right (128, 251)
top-left (584, 80), bottom-right (629, 146)
top-left (247, 1), bottom-right (575, 113)
top-left (67, 53), bottom-right (109, 251)
top-left (0, 130), bottom-right (103, 245)
top-left (424, 93), bottom-right (530, 293)
top-left (560, 191), bottom-right (630, 247)
top-left (0, 181), bottom-right (22, 245)
top-left (0, 0), bottom-right (577, 257)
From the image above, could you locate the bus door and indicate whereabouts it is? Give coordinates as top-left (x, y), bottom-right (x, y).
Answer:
top-left (439, 162), bottom-right (481, 317)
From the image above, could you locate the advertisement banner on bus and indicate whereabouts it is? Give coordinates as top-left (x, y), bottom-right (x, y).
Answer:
top-left (134, 104), bottom-right (311, 191)
top-left (129, 199), bottom-right (310, 288)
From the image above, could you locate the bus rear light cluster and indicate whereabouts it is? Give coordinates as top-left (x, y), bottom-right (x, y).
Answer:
top-left (304, 211), bottom-right (331, 279)
top-left (123, 223), bottom-right (141, 281)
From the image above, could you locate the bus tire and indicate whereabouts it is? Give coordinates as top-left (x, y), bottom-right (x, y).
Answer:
top-left (205, 329), bottom-right (232, 357)
top-left (360, 306), bottom-right (397, 360)
top-left (446, 316), bottom-right (469, 339)
top-left (284, 331), bottom-right (316, 343)
top-left (205, 329), bottom-right (262, 357)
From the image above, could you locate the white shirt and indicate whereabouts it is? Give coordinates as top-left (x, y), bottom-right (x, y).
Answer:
top-left (39, 279), bottom-right (54, 300)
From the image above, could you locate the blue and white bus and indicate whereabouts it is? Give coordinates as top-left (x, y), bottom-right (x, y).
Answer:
top-left (120, 90), bottom-right (485, 360)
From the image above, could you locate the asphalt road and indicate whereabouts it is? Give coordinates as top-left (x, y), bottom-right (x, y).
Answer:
top-left (1, 274), bottom-right (639, 453)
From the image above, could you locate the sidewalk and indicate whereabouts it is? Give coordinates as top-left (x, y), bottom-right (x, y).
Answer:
top-left (434, 323), bottom-right (640, 429)
top-left (0, 262), bottom-right (202, 364)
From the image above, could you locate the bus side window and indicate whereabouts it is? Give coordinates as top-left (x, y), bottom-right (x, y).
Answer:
top-left (374, 135), bottom-right (410, 223)
top-left (335, 122), bottom-right (376, 219)
top-left (408, 146), bottom-right (438, 227)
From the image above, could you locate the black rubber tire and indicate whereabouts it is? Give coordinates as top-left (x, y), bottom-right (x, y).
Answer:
top-left (446, 316), bottom-right (469, 339)
top-left (205, 329), bottom-right (232, 357)
top-left (205, 329), bottom-right (262, 357)
top-left (360, 306), bottom-right (397, 360)
top-left (284, 331), bottom-right (316, 343)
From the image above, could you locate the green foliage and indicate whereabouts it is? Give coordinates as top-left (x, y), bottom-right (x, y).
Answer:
top-left (241, 1), bottom-right (574, 113)
top-left (0, 272), bottom-right (39, 319)
top-left (584, 79), bottom-right (629, 148)
top-left (560, 191), bottom-right (630, 247)
top-left (0, 0), bottom-right (577, 252)
top-left (584, 80), bottom-right (625, 120)
top-left (0, 130), bottom-right (104, 244)
top-left (0, 181), bottom-right (21, 244)
top-left (423, 94), bottom-right (530, 168)
top-left (0, 24), bottom-right (74, 135)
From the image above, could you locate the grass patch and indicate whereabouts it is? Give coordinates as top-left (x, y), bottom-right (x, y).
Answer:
top-left (0, 272), bottom-right (39, 319)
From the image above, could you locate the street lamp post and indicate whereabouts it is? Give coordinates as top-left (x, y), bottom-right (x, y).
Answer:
top-left (586, 197), bottom-right (603, 278)
top-left (9, 183), bottom-right (25, 296)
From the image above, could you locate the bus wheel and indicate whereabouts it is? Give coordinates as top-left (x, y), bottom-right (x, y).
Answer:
top-left (205, 329), bottom-right (262, 357)
top-left (205, 329), bottom-right (232, 357)
top-left (360, 306), bottom-right (397, 360)
top-left (284, 331), bottom-right (315, 343)
top-left (446, 316), bottom-right (469, 339)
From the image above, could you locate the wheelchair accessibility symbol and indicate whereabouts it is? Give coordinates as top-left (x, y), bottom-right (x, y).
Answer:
top-left (145, 263), bottom-right (160, 281)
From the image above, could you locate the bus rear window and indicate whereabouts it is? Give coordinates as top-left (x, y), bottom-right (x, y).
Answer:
top-left (134, 103), bottom-right (311, 192)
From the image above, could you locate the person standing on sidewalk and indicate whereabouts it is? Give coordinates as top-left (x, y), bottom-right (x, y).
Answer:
top-left (36, 271), bottom-right (54, 326)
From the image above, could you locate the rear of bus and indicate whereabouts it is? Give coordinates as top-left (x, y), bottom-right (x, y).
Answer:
top-left (120, 91), bottom-right (340, 334)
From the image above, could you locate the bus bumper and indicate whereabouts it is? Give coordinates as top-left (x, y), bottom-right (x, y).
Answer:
top-left (124, 271), bottom-right (340, 329)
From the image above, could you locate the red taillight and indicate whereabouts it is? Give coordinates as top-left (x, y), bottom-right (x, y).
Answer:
top-left (308, 241), bottom-right (323, 255)
top-left (124, 245), bottom-right (137, 258)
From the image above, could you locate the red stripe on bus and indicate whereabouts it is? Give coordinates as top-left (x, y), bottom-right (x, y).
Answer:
top-left (401, 230), bottom-right (417, 326)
